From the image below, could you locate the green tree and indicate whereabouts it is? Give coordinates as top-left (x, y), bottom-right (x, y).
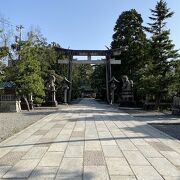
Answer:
top-left (71, 65), bottom-right (80, 99)
top-left (91, 65), bottom-right (106, 100)
top-left (139, 0), bottom-right (179, 109)
top-left (0, 46), bottom-right (9, 59)
top-left (111, 9), bottom-right (148, 80)
top-left (168, 60), bottom-right (180, 96)
top-left (78, 64), bottom-right (93, 87)
top-left (6, 36), bottom-right (45, 110)
top-left (24, 32), bottom-right (65, 103)
top-left (66, 64), bottom-right (94, 100)
top-left (0, 61), bottom-right (6, 80)
top-left (174, 61), bottom-right (180, 96)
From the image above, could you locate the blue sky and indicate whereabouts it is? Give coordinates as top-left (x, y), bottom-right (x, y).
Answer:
top-left (0, 0), bottom-right (180, 50)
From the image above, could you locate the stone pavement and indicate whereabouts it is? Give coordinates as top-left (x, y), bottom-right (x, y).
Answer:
top-left (0, 98), bottom-right (180, 180)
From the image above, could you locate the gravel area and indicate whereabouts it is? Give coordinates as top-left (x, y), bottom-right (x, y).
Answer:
top-left (150, 123), bottom-right (180, 140)
top-left (0, 109), bottom-right (58, 143)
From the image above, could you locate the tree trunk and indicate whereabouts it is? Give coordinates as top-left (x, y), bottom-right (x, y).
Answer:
top-left (23, 95), bottom-right (30, 111)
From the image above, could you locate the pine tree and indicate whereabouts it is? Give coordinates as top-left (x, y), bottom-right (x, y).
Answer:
top-left (139, 0), bottom-right (179, 109)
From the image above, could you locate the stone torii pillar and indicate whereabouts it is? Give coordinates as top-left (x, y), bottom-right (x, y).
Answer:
top-left (62, 77), bottom-right (71, 104)
top-left (67, 56), bottom-right (73, 103)
top-left (106, 56), bottom-right (111, 104)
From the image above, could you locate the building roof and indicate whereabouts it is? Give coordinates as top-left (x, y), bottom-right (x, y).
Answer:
top-left (0, 81), bottom-right (15, 88)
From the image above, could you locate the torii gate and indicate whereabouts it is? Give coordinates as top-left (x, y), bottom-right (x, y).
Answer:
top-left (56, 47), bottom-right (122, 103)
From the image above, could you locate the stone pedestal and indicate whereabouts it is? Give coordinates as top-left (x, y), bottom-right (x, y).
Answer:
top-left (120, 90), bottom-right (136, 107)
top-left (119, 75), bottom-right (136, 107)
top-left (45, 75), bottom-right (58, 107)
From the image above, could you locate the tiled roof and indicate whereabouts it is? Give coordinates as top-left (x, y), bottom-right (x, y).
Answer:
top-left (0, 81), bottom-right (15, 88)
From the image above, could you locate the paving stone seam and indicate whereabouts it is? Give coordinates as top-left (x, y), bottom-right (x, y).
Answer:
top-left (82, 113), bottom-right (87, 180)
top-left (27, 157), bottom-right (58, 179)
top-left (138, 120), bottom-right (180, 146)
top-left (106, 114), bottom-right (167, 180)
top-left (13, 113), bottom-right (63, 152)
top-left (37, 113), bottom-right (61, 130)
top-left (129, 121), bottom-right (180, 160)
top-left (1, 100), bottom-right (180, 179)
top-left (4, 123), bottom-right (45, 177)
top-left (53, 112), bottom-right (77, 179)
top-left (117, 118), bottom-right (180, 153)
top-left (146, 123), bottom-right (180, 143)
top-left (0, 113), bottom-right (58, 148)
top-left (125, 119), bottom-right (180, 178)
top-left (22, 112), bottom-right (70, 179)
top-left (158, 153), bottom-right (180, 170)
top-left (21, 125), bottom-right (60, 160)
top-left (0, 132), bottom-right (41, 159)
top-left (124, 122), bottom-right (180, 176)
top-left (94, 116), bottom-right (113, 180)
top-left (103, 116), bottom-right (139, 179)
top-left (25, 115), bottom-right (60, 178)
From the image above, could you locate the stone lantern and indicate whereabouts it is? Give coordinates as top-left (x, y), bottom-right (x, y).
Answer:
top-left (45, 75), bottom-right (58, 107)
top-left (109, 76), bottom-right (119, 104)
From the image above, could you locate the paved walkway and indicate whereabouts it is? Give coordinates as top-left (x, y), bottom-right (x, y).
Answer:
top-left (0, 99), bottom-right (180, 180)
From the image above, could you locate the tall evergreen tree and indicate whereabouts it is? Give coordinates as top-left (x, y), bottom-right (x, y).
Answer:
top-left (139, 0), bottom-right (179, 109)
top-left (111, 9), bottom-right (148, 81)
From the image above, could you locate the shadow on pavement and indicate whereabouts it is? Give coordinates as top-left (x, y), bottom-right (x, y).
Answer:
top-left (149, 123), bottom-right (180, 140)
